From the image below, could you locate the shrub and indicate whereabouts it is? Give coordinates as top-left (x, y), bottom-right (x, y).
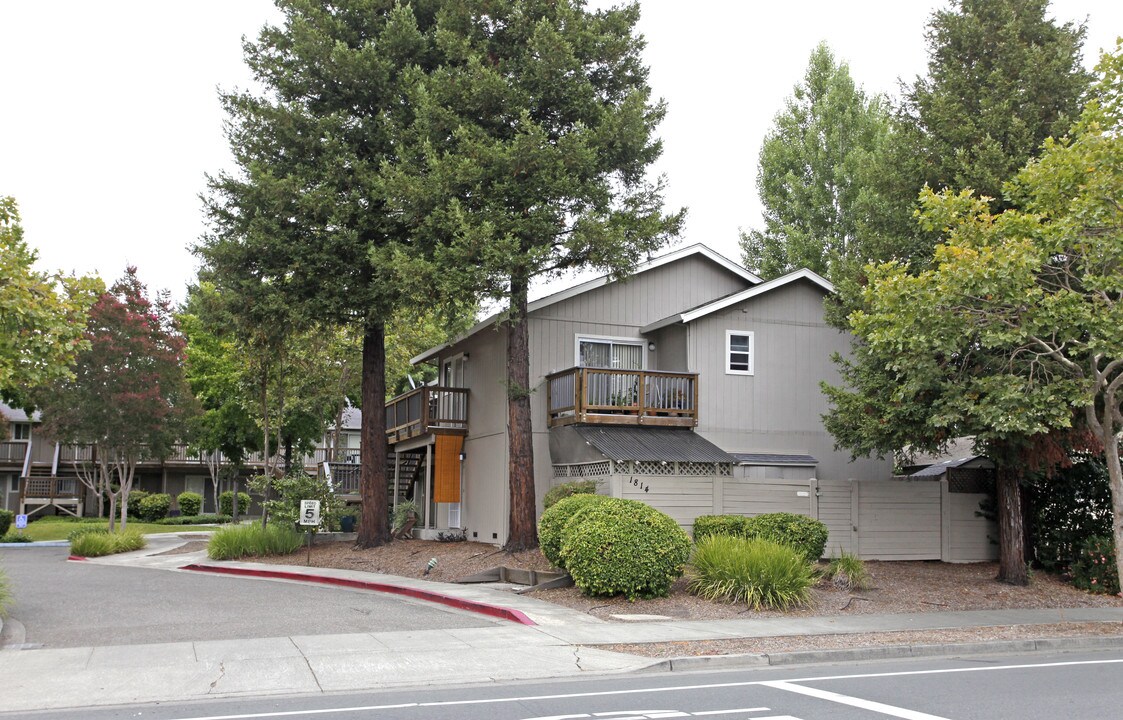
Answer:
top-left (1071, 535), bottom-right (1119, 595)
top-left (0, 509), bottom-right (13, 536)
top-left (692, 514), bottom-right (752, 542)
top-left (254, 473), bottom-right (343, 531)
top-left (537, 493), bottom-right (611, 568)
top-left (154, 514), bottom-right (232, 526)
top-left (691, 512), bottom-right (828, 561)
top-left (177, 492), bottom-right (203, 517)
top-left (542, 480), bottom-right (598, 511)
top-left (219, 491), bottom-right (253, 517)
top-left (207, 523), bottom-right (303, 560)
top-left (70, 529), bottom-right (146, 557)
top-left (560, 498), bottom-right (691, 600)
top-left (748, 513), bottom-right (829, 561)
top-left (826, 551), bottom-right (869, 591)
top-left (392, 499), bottom-right (420, 535)
top-left (0, 533), bottom-right (34, 543)
top-left (135, 493), bottom-right (172, 522)
top-left (688, 535), bottom-right (816, 610)
top-left (125, 490), bottom-right (149, 517)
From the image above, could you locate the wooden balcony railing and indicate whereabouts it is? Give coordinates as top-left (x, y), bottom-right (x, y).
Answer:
top-left (20, 476), bottom-right (81, 502)
top-left (385, 386), bottom-right (469, 443)
top-left (546, 366), bottom-right (698, 428)
top-left (0, 441), bottom-right (28, 464)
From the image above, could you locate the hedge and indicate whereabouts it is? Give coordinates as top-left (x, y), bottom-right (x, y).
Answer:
top-left (537, 493), bottom-right (611, 568)
top-left (176, 492), bottom-right (203, 516)
top-left (542, 480), bottom-right (598, 511)
top-left (692, 512), bottom-right (828, 561)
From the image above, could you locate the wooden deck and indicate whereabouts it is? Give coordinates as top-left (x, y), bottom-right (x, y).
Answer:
top-left (384, 386), bottom-right (469, 444)
top-left (546, 366), bottom-right (698, 428)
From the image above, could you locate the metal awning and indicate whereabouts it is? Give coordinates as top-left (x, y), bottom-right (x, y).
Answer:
top-left (574, 426), bottom-right (734, 463)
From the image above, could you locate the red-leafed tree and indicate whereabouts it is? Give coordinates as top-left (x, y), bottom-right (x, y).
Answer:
top-left (38, 268), bottom-right (196, 530)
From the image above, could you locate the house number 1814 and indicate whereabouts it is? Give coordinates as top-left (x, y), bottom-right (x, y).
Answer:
top-left (628, 477), bottom-right (650, 493)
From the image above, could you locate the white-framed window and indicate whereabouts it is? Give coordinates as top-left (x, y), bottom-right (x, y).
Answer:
top-left (576, 335), bottom-right (645, 370)
top-left (11, 423), bottom-right (30, 441)
top-left (726, 330), bottom-right (754, 375)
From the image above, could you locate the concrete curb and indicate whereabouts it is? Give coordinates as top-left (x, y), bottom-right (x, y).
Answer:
top-left (648, 634), bottom-right (1123, 672)
top-left (0, 541), bottom-right (69, 548)
top-left (180, 563), bottom-right (538, 626)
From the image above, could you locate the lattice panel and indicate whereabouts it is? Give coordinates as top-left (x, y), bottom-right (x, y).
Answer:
top-left (716, 463), bottom-right (732, 477)
top-left (634, 461), bottom-right (667, 475)
top-left (680, 462), bottom-right (714, 476)
top-left (552, 465), bottom-right (571, 479)
top-left (948, 468), bottom-right (995, 494)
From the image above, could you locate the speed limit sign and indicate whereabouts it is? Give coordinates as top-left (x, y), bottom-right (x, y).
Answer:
top-left (299, 500), bottom-right (321, 526)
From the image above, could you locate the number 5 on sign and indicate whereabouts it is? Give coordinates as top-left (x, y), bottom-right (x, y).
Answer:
top-left (299, 500), bottom-right (321, 526)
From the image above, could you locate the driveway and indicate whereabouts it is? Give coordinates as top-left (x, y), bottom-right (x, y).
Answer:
top-left (0, 546), bottom-right (496, 649)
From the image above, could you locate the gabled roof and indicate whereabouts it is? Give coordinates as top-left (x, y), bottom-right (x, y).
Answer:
top-left (641, 268), bottom-right (834, 333)
top-left (412, 244), bottom-right (761, 364)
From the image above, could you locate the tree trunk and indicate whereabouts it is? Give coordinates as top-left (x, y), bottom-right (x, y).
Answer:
top-left (1103, 428), bottom-right (1123, 597)
top-left (995, 464), bottom-right (1028, 585)
top-left (356, 319), bottom-right (390, 548)
top-left (283, 438), bottom-right (293, 476)
top-left (504, 272), bottom-right (538, 551)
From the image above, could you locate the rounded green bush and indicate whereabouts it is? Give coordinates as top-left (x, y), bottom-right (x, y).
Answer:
top-left (0, 509), bottom-right (14, 536)
top-left (687, 534), bottom-right (815, 610)
top-left (125, 490), bottom-right (149, 517)
top-left (219, 491), bottom-right (253, 516)
top-left (136, 493), bottom-right (171, 522)
top-left (746, 513), bottom-right (829, 561)
top-left (542, 480), bottom-right (598, 511)
top-left (560, 498), bottom-right (691, 600)
top-left (692, 514), bottom-right (751, 542)
top-left (176, 492), bottom-right (203, 516)
top-left (537, 492), bottom-right (611, 568)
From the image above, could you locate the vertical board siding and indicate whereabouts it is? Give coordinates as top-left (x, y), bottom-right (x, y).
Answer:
top-left (621, 474), bottom-right (714, 529)
top-left (814, 479), bottom-right (854, 556)
top-left (948, 492), bottom-right (999, 562)
top-left (855, 481), bottom-right (942, 560)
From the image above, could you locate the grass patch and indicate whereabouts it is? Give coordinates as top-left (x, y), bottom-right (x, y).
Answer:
top-left (688, 534), bottom-right (816, 610)
top-left (69, 529), bottom-right (147, 557)
top-left (207, 523), bottom-right (303, 560)
top-left (0, 566), bottom-right (10, 617)
top-left (16, 518), bottom-right (192, 542)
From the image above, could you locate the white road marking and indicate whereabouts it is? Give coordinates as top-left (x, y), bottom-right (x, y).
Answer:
top-left (166, 656), bottom-right (1123, 720)
top-left (762, 681), bottom-right (949, 720)
top-left (690, 710), bottom-right (771, 716)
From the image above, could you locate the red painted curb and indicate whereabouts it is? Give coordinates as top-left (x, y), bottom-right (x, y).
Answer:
top-left (68, 555), bottom-right (88, 561)
top-left (179, 564), bottom-right (537, 626)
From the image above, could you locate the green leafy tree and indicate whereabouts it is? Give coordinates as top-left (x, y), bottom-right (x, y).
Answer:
top-left (196, 2), bottom-right (454, 545)
top-left (0, 197), bottom-right (101, 408)
top-left (857, 0), bottom-right (1091, 269)
top-left (826, 43), bottom-right (1123, 587)
top-left (739, 43), bottom-right (888, 281)
top-left (382, 0), bottom-right (683, 550)
top-left (37, 268), bottom-right (197, 530)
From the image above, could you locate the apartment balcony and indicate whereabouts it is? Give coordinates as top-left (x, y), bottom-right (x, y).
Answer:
top-left (545, 366), bottom-right (698, 428)
top-left (384, 386), bottom-right (469, 444)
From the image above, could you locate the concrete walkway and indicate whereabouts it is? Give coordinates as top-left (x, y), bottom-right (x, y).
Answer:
top-left (2, 534), bottom-right (1123, 713)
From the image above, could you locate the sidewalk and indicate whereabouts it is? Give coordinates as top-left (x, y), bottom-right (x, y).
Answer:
top-left (2, 534), bottom-right (1123, 713)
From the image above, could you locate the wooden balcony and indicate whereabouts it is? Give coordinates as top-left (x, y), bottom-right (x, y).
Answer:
top-left (384, 386), bottom-right (469, 444)
top-left (546, 366), bottom-right (698, 428)
top-left (0, 441), bottom-right (28, 464)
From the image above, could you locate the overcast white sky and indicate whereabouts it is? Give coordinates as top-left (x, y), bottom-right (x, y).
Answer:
top-left (1, 1), bottom-right (1120, 304)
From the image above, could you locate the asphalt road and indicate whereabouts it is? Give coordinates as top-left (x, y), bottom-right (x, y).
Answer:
top-left (0, 546), bottom-right (496, 648)
top-left (11, 649), bottom-right (1121, 720)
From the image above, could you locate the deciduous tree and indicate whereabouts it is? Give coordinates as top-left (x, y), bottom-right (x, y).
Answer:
top-left (38, 268), bottom-right (196, 530)
top-left (0, 197), bottom-right (101, 408)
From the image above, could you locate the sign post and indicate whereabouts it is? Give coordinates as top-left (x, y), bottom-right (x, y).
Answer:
top-left (299, 500), bottom-right (321, 565)
top-left (15, 514), bottom-right (28, 538)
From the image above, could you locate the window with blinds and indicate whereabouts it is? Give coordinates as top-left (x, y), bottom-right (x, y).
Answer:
top-left (578, 338), bottom-right (644, 369)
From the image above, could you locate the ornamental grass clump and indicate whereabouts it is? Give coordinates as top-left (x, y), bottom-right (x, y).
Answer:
top-left (537, 492), bottom-right (611, 569)
top-left (688, 534), bottom-right (816, 610)
top-left (207, 523), bottom-right (303, 560)
top-left (560, 498), bottom-right (691, 600)
top-left (69, 529), bottom-right (146, 558)
top-left (826, 551), bottom-right (869, 591)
